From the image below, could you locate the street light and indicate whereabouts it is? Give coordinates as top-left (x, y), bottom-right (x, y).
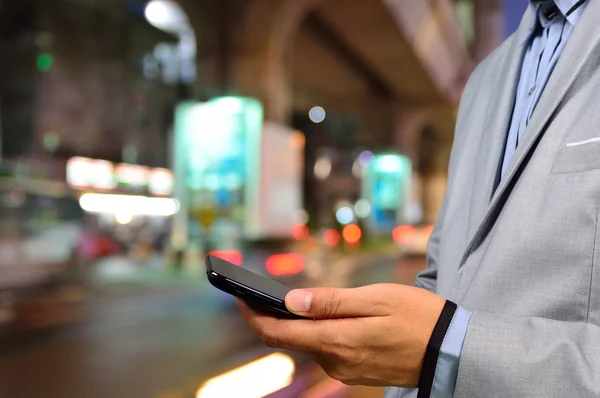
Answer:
top-left (309, 106), bottom-right (326, 123)
top-left (144, 0), bottom-right (189, 33)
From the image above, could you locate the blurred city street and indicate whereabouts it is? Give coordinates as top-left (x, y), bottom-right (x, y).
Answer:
top-left (0, 0), bottom-right (514, 396)
top-left (0, 252), bottom-right (425, 398)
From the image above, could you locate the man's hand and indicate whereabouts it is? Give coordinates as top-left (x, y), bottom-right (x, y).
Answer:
top-left (236, 283), bottom-right (446, 387)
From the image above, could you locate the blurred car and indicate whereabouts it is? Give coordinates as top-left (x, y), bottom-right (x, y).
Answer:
top-left (392, 224), bottom-right (433, 256)
top-left (0, 186), bottom-right (90, 335)
top-left (74, 231), bottom-right (121, 263)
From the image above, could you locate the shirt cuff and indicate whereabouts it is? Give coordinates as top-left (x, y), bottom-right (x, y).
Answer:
top-left (431, 306), bottom-right (473, 398)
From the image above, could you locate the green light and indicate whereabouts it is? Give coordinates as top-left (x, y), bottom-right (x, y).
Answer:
top-left (43, 131), bottom-right (60, 152)
top-left (374, 154), bottom-right (410, 174)
top-left (37, 53), bottom-right (54, 72)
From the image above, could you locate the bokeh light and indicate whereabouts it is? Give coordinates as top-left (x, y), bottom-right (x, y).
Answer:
top-left (292, 224), bottom-right (309, 240)
top-left (308, 106), bottom-right (326, 123)
top-left (393, 225), bottom-right (417, 244)
top-left (314, 156), bottom-right (332, 180)
top-left (335, 206), bottom-right (354, 225)
top-left (323, 229), bottom-right (341, 246)
top-left (343, 224), bottom-right (362, 244)
top-left (37, 53), bottom-right (53, 72)
top-left (354, 199), bottom-right (372, 218)
top-left (266, 254), bottom-right (304, 276)
top-left (358, 151), bottom-right (374, 167)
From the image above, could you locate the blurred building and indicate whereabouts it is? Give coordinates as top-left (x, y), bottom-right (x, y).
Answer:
top-left (173, 0), bottom-right (504, 223)
top-left (0, 0), bottom-right (508, 223)
top-left (0, 0), bottom-right (182, 168)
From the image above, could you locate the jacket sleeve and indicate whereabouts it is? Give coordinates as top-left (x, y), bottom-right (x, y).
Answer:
top-left (454, 312), bottom-right (600, 397)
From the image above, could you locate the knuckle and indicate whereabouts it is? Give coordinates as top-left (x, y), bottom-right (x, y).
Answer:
top-left (321, 290), bottom-right (339, 317)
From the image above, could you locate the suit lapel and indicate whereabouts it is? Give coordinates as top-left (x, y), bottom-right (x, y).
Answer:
top-left (460, 0), bottom-right (600, 268)
top-left (461, 9), bottom-right (534, 262)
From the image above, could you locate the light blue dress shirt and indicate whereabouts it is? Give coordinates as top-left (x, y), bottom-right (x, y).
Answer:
top-left (428, 1), bottom-right (588, 397)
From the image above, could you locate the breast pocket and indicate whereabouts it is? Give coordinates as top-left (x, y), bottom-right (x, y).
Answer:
top-left (552, 139), bottom-right (600, 174)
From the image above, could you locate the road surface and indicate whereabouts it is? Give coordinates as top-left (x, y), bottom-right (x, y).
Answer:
top-left (0, 253), bottom-right (425, 398)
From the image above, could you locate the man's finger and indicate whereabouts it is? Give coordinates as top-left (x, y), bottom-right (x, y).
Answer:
top-left (236, 299), bottom-right (350, 353)
top-left (285, 284), bottom-right (394, 319)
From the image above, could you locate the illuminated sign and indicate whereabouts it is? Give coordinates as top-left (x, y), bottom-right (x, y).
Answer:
top-left (66, 157), bottom-right (174, 196)
top-left (361, 153), bottom-right (412, 233)
top-left (66, 157), bottom-right (117, 190)
top-left (79, 193), bottom-right (180, 217)
top-left (172, 97), bottom-right (303, 248)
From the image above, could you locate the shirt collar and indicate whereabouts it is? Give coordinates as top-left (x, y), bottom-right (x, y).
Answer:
top-left (520, 0), bottom-right (588, 45)
top-left (552, 0), bottom-right (586, 25)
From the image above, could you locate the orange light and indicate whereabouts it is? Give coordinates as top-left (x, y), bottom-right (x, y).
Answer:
top-left (393, 225), bottom-right (417, 244)
top-left (292, 224), bottom-right (309, 240)
top-left (323, 229), bottom-right (340, 247)
top-left (266, 254), bottom-right (304, 276)
top-left (342, 224), bottom-right (361, 244)
top-left (208, 250), bottom-right (243, 266)
top-left (422, 225), bottom-right (434, 237)
top-left (290, 131), bottom-right (306, 149)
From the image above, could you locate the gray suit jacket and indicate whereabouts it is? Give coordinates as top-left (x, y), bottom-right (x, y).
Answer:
top-left (385, 3), bottom-right (600, 397)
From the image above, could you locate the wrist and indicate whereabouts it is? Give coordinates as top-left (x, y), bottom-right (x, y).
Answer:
top-left (417, 300), bottom-right (458, 397)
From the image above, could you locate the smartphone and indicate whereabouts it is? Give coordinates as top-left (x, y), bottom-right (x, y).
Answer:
top-left (205, 254), bottom-right (305, 319)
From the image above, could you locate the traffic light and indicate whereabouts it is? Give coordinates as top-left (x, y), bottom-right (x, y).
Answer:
top-left (37, 52), bottom-right (53, 72)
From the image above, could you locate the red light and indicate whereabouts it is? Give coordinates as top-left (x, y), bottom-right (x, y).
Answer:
top-left (393, 225), bottom-right (417, 244)
top-left (292, 224), bottom-right (309, 240)
top-left (323, 229), bottom-right (340, 246)
top-left (208, 250), bottom-right (243, 266)
top-left (342, 224), bottom-right (362, 244)
top-left (266, 253), bottom-right (304, 276)
top-left (422, 225), bottom-right (434, 237)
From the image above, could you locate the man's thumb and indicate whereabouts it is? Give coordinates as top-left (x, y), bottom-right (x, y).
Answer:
top-left (286, 289), bottom-right (314, 313)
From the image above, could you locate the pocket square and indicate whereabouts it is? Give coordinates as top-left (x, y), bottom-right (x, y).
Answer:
top-left (565, 137), bottom-right (600, 147)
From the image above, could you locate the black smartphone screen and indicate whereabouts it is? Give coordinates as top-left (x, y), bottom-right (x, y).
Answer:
top-left (205, 254), bottom-right (304, 319)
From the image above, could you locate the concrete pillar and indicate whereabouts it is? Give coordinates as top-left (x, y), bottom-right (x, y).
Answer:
top-left (393, 106), bottom-right (428, 224)
top-left (421, 172), bottom-right (448, 224)
top-left (393, 106), bottom-right (430, 161)
top-left (182, 0), bottom-right (324, 123)
top-left (473, 0), bottom-right (503, 63)
top-left (393, 106), bottom-right (453, 224)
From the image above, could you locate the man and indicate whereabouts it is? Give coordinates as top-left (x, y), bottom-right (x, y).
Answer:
top-left (238, 0), bottom-right (600, 396)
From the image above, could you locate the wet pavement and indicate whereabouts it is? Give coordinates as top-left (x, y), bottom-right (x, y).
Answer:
top-left (0, 253), bottom-right (425, 398)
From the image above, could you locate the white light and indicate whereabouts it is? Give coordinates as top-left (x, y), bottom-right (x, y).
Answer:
top-left (352, 159), bottom-right (362, 178)
top-left (314, 156), bottom-right (332, 180)
top-left (115, 212), bottom-right (133, 225)
top-left (144, 0), bottom-right (189, 34)
top-left (378, 155), bottom-right (405, 173)
top-left (355, 199), bottom-right (372, 218)
top-left (336, 207), bottom-right (354, 225)
top-left (293, 209), bottom-right (309, 225)
top-left (309, 106), bottom-right (326, 123)
top-left (94, 160), bottom-right (118, 190)
top-left (79, 194), bottom-right (180, 217)
top-left (66, 157), bottom-right (93, 188)
top-left (149, 168), bottom-right (175, 196)
top-left (66, 157), bottom-right (117, 190)
top-left (196, 353), bottom-right (295, 398)
top-left (116, 164), bottom-right (149, 187)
